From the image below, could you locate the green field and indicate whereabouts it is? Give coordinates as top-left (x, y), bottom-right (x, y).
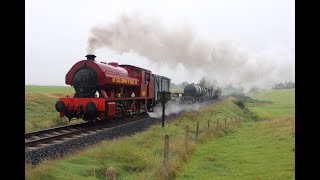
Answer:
top-left (26, 85), bottom-right (74, 94)
top-left (248, 89), bottom-right (295, 118)
top-left (171, 88), bottom-right (184, 93)
top-left (25, 87), bottom-right (295, 179)
top-left (25, 85), bottom-right (78, 132)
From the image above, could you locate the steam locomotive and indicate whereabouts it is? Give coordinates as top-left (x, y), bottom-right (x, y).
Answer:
top-left (182, 83), bottom-right (221, 102)
top-left (55, 54), bottom-right (170, 122)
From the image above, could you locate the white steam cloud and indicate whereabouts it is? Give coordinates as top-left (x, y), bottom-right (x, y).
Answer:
top-left (148, 101), bottom-right (208, 118)
top-left (87, 14), bottom-right (294, 90)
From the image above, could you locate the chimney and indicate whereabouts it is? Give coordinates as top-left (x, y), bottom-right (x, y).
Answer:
top-left (86, 54), bottom-right (96, 61)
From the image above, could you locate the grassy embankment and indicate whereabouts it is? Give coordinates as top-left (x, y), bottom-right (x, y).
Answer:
top-left (25, 85), bottom-right (78, 132)
top-left (175, 89), bottom-right (295, 179)
top-left (26, 88), bottom-right (295, 180)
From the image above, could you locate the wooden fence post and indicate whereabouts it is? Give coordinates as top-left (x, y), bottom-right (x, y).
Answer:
top-left (225, 118), bottom-right (226, 124)
top-left (196, 121), bottom-right (199, 142)
top-left (163, 135), bottom-right (169, 179)
top-left (106, 167), bottom-right (116, 180)
top-left (208, 120), bottom-right (210, 129)
top-left (216, 119), bottom-right (219, 128)
top-left (185, 125), bottom-right (189, 152)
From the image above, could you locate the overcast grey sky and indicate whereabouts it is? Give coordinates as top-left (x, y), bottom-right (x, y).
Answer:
top-left (26, 0), bottom-right (294, 88)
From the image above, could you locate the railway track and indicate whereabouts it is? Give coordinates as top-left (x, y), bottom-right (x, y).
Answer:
top-left (25, 98), bottom-right (224, 150)
top-left (25, 113), bottom-right (149, 149)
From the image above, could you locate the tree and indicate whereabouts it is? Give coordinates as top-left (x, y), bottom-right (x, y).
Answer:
top-left (272, 81), bottom-right (295, 89)
top-left (199, 77), bottom-right (207, 88)
top-left (199, 77), bottom-right (217, 88)
top-left (181, 81), bottom-right (189, 88)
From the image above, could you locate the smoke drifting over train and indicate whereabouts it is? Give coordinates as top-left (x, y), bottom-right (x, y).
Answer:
top-left (87, 14), bottom-right (294, 91)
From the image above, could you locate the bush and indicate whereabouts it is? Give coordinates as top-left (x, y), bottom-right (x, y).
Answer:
top-left (234, 100), bottom-right (245, 109)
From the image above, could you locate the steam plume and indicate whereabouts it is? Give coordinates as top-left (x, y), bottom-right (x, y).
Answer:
top-left (87, 14), bottom-right (294, 90)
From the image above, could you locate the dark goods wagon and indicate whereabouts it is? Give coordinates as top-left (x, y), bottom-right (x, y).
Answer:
top-left (182, 83), bottom-right (221, 102)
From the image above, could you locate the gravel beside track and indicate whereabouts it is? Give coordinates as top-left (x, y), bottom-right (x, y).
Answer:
top-left (25, 116), bottom-right (161, 165)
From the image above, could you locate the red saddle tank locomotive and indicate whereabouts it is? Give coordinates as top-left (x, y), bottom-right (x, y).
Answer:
top-left (55, 54), bottom-right (170, 122)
